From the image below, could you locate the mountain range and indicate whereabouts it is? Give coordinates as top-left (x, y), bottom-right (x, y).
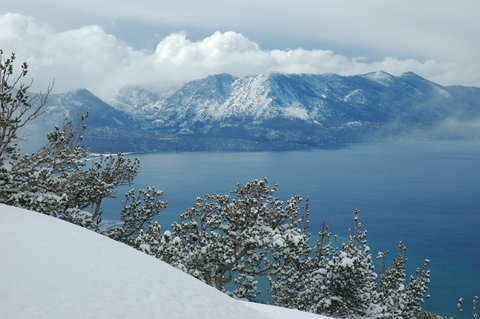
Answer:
top-left (26, 71), bottom-right (480, 153)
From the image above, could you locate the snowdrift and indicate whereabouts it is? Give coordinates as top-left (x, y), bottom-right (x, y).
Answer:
top-left (0, 204), bottom-right (328, 319)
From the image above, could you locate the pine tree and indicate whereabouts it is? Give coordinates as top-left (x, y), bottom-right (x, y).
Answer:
top-left (0, 51), bottom-right (88, 220)
top-left (167, 178), bottom-right (310, 298)
top-left (0, 50), bottom-right (50, 160)
top-left (228, 273), bottom-right (261, 300)
top-left (63, 151), bottom-right (140, 224)
top-left (269, 219), bottom-right (327, 311)
top-left (0, 50), bottom-right (166, 236)
top-left (103, 187), bottom-right (168, 243)
top-left (270, 210), bottom-right (432, 319)
top-left (401, 259), bottom-right (431, 317)
top-left (373, 241), bottom-right (432, 318)
top-left (304, 210), bottom-right (378, 318)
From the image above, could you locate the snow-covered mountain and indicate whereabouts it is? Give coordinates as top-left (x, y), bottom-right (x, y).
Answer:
top-left (136, 71), bottom-right (477, 130)
top-left (25, 71), bottom-right (480, 152)
top-left (0, 204), bottom-right (330, 319)
top-left (21, 88), bottom-right (153, 152)
top-left (101, 82), bottom-right (183, 114)
top-left (44, 88), bottom-right (142, 128)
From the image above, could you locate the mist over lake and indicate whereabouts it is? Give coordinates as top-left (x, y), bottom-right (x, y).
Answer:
top-left (102, 140), bottom-right (480, 317)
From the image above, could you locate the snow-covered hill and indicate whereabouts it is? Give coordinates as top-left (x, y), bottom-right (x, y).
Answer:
top-left (0, 204), bottom-right (329, 319)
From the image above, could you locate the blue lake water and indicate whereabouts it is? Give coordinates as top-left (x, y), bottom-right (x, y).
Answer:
top-left (102, 140), bottom-right (480, 317)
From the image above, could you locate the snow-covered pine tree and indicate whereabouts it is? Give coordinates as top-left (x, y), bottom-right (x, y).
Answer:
top-left (4, 117), bottom-right (93, 223)
top-left (228, 273), bottom-right (261, 300)
top-left (306, 210), bottom-right (379, 318)
top-left (63, 151), bottom-right (140, 224)
top-left (133, 221), bottom-right (164, 256)
top-left (0, 50), bottom-right (167, 236)
top-left (272, 210), bottom-right (381, 318)
top-left (269, 219), bottom-right (330, 311)
top-left (103, 187), bottom-right (168, 243)
top-left (373, 241), bottom-right (432, 318)
top-left (168, 178), bottom-right (310, 298)
top-left (268, 250), bottom-right (315, 309)
top-left (0, 51), bottom-right (49, 160)
top-left (271, 209), bottom-right (432, 318)
top-left (130, 219), bottom-right (186, 272)
top-left (0, 51), bottom-right (86, 219)
top-left (401, 258), bottom-right (431, 317)
top-left (375, 241), bottom-right (408, 317)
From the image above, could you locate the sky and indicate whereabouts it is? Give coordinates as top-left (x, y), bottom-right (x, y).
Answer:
top-left (1, 0), bottom-right (479, 95)
top-left (0, 204), bottom-right (329, 319)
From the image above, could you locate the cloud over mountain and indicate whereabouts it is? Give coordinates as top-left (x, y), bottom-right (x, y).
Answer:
top-left (1, 13), bottom-right (479, 95)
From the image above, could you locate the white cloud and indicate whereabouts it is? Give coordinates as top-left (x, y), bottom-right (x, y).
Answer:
top-left (1, 13), bottom-right (479, 96)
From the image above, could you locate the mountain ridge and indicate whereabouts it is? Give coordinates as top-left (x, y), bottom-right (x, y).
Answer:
top-left (26, 71), bottom-right (480, 153)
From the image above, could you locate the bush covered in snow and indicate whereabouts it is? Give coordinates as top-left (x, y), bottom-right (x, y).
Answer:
top-left (134, 178), bottom-right (311, 299)
top-left (0, 50), bottom-right (167, 242)
top-left (271, 209), bottom-right (431, 318)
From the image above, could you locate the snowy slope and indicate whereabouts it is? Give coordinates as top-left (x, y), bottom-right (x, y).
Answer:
top-left (0, 204), bottom-right (330, 319)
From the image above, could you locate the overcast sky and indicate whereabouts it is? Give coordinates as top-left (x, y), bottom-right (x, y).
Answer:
top-left (1, 0), bottom-right (479, 95)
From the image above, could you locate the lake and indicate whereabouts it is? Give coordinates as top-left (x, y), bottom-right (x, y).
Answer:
top-left (102, 140), bottom-right (480, 317)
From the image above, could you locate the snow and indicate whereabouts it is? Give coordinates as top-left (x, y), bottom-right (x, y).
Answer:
top-left (434, 86), bottom-right (451, 98)
top-left (243, 301), bottom-right (330, 319)
top-left (363, 71), bottom-right (394, 85)
top-left (343, 89), bottom-right (367, 104)
top-left (284, 105), bottom-right (309, 120)
top-left (0, 204), bottom-right (331, 319)
top-left (341, 256), bottom-right (354, 268)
